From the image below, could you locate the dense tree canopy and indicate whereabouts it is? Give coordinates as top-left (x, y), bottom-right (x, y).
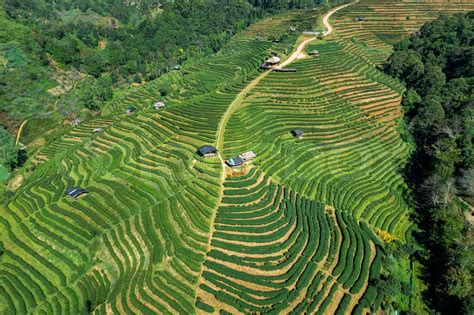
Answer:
top-left (0, 126), bottom-right (19, 171)
top-left (0, 0), bottom-right (347, 121)
top-left (385, 12), bottom-right (473, 314)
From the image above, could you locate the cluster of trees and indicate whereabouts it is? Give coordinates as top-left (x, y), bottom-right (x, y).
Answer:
top-left (4, 0), bottom-right (348, 83)
top-left (385, 12), bottom-right (473, 314)
top-left (1, 0), bottom-right (346, 121)
top-left (0, 126), bottom-right (19, 172)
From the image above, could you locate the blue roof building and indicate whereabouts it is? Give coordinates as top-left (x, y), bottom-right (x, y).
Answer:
top-left (66, 187), bottom-right (89, 200)
top-left (226, 156), bottom-right (244, 167)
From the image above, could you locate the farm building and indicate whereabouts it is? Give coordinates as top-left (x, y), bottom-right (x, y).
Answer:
top-left (273, 68), bottom-right (297, 73)
top-left (309, 49), bottom-right (319, 57)
top-left (70, 119), bottom-right (82, 127)
top-left (261, 56), bottom-right (281, 69)
top-left (125, 106), bottom-right (137, 114)
top-left (303, 31), bottom-right (320, 36)
top-left (66, 187), bottom-right (88, 201)
top-left (226, 156), bottom-right (244, 167)
top-left (153, 101), bottom-right (166, 109)
top-left (292, 129), bottom-right (304, 139)
top-left (197, 145), bottom-right (217, 157)
top-left (92, 128), bottom-right (103, 134)
top-left (239, 151), bottom-right (256, 162)
top-left (354, 16), bottom-right (366, 22)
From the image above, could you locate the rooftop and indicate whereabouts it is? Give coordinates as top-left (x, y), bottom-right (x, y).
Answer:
top-left (239, 151), bottom-right (256, 162)
top-left (226, 156), bottom-right (244, 167)
top-left (153, 101), bottom-right (166, 109)
top-left (66, 187), bottom-right (89, 200)
top-left (266, 56), bottom-right (281, 64)
top-left (292, 129), bottom-right (304, 137)
top-left (197, 145), bottom-right (217, 156)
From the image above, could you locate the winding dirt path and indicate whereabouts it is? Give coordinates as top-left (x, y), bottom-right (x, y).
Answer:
top-left (215, 1), bottom-right (355, 162)
top-left (15, 119), bottom-right (28, 145)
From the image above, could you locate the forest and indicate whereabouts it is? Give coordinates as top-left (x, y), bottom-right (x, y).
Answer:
top-left (1, 0), bottom-right (339, 119)
top-left (385, 12), bottom-right (473, 314)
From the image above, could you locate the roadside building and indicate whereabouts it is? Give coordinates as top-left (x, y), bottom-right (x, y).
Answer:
top-left (261, 56), bottom-right (281, 69)
top-left (273, 68), bottom-right (297, 73)
top-left (226, 156), bottom-right (244, 167)
top-left (239, 151), bottom-right (256, 162)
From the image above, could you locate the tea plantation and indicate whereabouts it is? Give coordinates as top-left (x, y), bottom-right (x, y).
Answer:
top-left (1, 0), bottom-right (472, 314)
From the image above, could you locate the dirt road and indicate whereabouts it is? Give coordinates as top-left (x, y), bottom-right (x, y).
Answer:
top-left (215, 1), bottom-right (355, 165)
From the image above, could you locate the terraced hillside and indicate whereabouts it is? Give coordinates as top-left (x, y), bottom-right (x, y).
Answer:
top-left (202, 0), bottom-right (474, 313)
top-left (221, 39), bottom-right (409, 235)
top-left (1, 1), bottom-right (473, 314)
top-left (197, 169), bottom-right (382, 314)
top-left (331, 0), bottom-right (474, 64)
top-left (0, 12), bottom-right (302, 314)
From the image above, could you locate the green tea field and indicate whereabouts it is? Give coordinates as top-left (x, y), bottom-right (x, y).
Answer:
top-left (0, 0), bottom-right (472, 314)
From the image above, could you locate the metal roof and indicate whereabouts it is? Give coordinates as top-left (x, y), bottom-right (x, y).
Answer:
top-left (266, 56), bottom-right (281, 64)
top-left (226, 156), bottom-right (244, 167)
top-left (292, 129), bottom-right (304, 136)
top-left (66, 187), bottom-right (89, 199)
top-left (197, 145), bottom-right (217, 155)
top-left (239, 151), bottom-right (256, 161)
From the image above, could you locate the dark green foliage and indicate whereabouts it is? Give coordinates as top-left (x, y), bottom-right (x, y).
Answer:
top-left (0, 0), bottom-right (338, 122)
top-left (0, 126), bottom-right (19, 171)
top-left (385, 12), bottom-right (473, 314)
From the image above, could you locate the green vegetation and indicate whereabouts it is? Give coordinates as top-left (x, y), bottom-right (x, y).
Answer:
top-left (222, 39), bottom-right (409, 234)
top-left (0, 10), bottom-right (309, 313)
top-left (1, 0), bottom-right (473, 314)
top-left (385, 12), bottom-right (473, 314)
top-left (0, 0), bottom-right (347, 123)
top-left (198, 169), bottom-right (381, 313)
top-left (0, 126), bottom-right (19, 172)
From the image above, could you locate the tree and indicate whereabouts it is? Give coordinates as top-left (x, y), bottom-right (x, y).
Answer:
top-left (0, 127), bottom-right (19, 171)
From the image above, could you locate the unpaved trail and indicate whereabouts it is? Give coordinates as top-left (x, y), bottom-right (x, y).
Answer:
top-left (197, 3), bottom-right (356, 311)
top-left (215, 1), bottom-right (356, 161)
top-left (15, 119), bottom-right (28, 145)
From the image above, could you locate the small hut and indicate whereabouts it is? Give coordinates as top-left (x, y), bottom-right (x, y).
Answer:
top-left (153, 101), bottom-right (166, 109)
top-left (292, 129), bottom-right (304, 139)
top-left (70, 119), bottom-right (82, 127)
top-left (92, 128), bottom-right (103, 134)
top-left (197, 145), bottom-right (218, 157)
top-left (66, 187), bottom-right (89, 201)
top-left (354, 17), bottom-right (366, 22)
top-left (125, 106), bottom-right (137, 114)
top-left (239, 151), bottom-right (256, 162)
top-left (226, 156), bottom-right (244, 167)
top-left (309, 49), bottom-right (320, 57)
top-left (273, 68), bottom-right (297, 73)
top-left (261, 56), bottom-right (281, 69)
